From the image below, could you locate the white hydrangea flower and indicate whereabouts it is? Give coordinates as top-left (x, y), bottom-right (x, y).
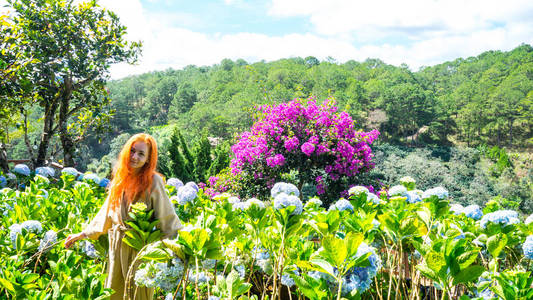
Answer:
top-left (422, 187), bottom-right (449, 199)
top-left (348, 186), bottom-right (369, 196)
top-left (271, 182), bottom-right (299, 198)
top-left (388, 185), bottom-right (408, 197)
top-left (246, 198), bottom-right (266, 210)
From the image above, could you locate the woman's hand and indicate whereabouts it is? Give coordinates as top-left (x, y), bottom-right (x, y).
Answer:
top-left (64, 232), bottom-right (86, 249)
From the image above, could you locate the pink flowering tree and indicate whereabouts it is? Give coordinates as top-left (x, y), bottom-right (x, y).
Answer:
top-left (216, 97), bottom-right (379, 201)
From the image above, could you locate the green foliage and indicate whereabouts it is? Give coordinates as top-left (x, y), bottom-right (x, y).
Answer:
top-left (490, 269), bottom-right (533, 300)
top-left (2, 0), bottom-right (140, 167)
top-left (370, 144), bottom-right (532, 213)
top-left (208, 142), bottom-right (231, 178)
top-left (122, 202), bottom-right (162, 252)
top-left (192, 132), bottom-right (212, 183)
top-left (168, 128), bottom-right (193, 182)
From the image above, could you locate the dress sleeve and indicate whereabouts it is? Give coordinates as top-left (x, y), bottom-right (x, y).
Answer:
top-left (151, 174), bottom-right (182, 239)
top-left (83, 194), bottom-right (112, 240)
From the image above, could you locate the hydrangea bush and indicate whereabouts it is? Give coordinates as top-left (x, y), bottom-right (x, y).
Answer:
top-left (3, 167), bottom-right (533, 299)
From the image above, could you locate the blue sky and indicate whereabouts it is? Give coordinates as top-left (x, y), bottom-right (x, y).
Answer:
top-left (3, 0), bottom-right (532, 78)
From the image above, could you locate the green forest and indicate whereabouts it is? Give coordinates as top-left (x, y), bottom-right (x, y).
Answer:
top-left (3, 43), bottom-right (532, 210)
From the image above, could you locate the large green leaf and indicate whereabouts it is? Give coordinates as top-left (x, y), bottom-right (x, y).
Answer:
top-left (309, 258), bottom-right (336, 278)
top-left (452, 265), bottom-right (485, 285)
top-left (345, 232), bottom-right (364, 258)
top-left (487, 233), bottom-right (507, 257)
top-left (322, 235), bottom-right (347, 266)
top-left (426, 251), bottom-right (445, 273)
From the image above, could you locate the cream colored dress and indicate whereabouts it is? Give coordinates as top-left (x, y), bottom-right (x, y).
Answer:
top-left (83, 174), bottom-right (182, 300)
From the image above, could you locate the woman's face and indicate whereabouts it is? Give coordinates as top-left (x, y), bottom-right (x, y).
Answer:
top-left (129, 141), bottom-right (149, 171)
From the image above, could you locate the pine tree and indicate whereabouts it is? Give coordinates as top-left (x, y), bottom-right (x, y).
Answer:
top-left (193, 132), bottom-right (212, 183)
top-left (168, 128), bottom-right (192, 181)
top-left (207, 142), bottom-right (231, 178)
top-left (178, 131), bottom-right (195, 178)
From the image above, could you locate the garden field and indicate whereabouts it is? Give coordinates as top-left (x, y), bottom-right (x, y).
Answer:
top-left (1, 167), bottom-right (533, 300)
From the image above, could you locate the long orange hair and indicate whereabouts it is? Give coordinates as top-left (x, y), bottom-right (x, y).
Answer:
top-left (108, 133), bottom-right (159, 211)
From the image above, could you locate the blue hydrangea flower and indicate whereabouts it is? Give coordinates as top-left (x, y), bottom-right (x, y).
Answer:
top-left (246, 198), bottom-right (266, 210)
top-left (13, 164), bottom-right (30, 176)
top-left (333, 199), bottom-right (354, 212)
top-left (523, 235), bottom-right (533, 259)
top-left (367, 193), bottom-right (381, 205)
top-left (202, 259), bottom-right (216, 270)
top-left (207, 296), bottom-right (220, 300)
top-left (348, 186), bottom-right (369, 197)
top-left (176, 186), bottom-right (197, 205)
top-left (99, 178), bottom-right (110, 188)
top-left (185, 181), bottom-right (199, 192)
top-left (271, 182), bottom-right (300, 198)
top-left (281, 270), bottom-right (299, 287)
top-left (253, 247), bottom-right (270, 260)
top-left (480, 210), bottom-right (520, 229)
top-left (525, 214), bottom-right (533, 225)
top-left (449, 203), bottom-right (464, 215)
top-left (406, 191), bottom-right (422, 203)
top-left (422, 187), bottom-right (449, 199)
top-left (0, 176), bottom-right (6, 188)
top-left (136, 258), bottom-right (185, 291)
top-left (38, 230), bottom-right (57, 252)
top-left (388, 185), bottom-right (408, 197)
top-left (232, 201), bottom-right (249, 211)
top-left (9, 224), bottom-right (22, 248)
top-left (82, 240), bottom-right (98, 258)
top-left (83, 173), bottom-right (101, 184)
top-left (61, 167), bottom-right (79, 177)
top-left (165, 293), bottom-right (173, 300)
top-left (35, 167), bottom-right (55, 178)
top-left (463, 205), bottom-right (483, 220)
top-left (342, 243), bottom-right (382, 294)
top-left (273, 192), bottom-right (303, 215)
top-left (21, 220), bottom-right (42, 233)
top-left (7, 173), bottom-right (16, 180)
top-left (228, 196), bottom-right (240, 204)
top-left (188, 270), bottom-right (209, 284)
top-left (167, 178), bottom-right (184, 189)
top-left (235, 265), bottom-right (245, 279)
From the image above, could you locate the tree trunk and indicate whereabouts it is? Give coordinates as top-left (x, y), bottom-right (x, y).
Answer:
top-left (0, 143), bottom-right (9, 173)
top-left (58, 78), bottom-right (75, 167)
top-left (60, 133), bottom-right (76, 167)
top-left (35, 103), bottom-right (57, 167)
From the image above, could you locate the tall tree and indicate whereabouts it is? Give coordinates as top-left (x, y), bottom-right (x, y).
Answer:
top-left (168, 128), bottom-right (193, 181)
top-left (193, 132), bottom-right (211, 183)
top-left (3, 0), bottom-right (140, 167)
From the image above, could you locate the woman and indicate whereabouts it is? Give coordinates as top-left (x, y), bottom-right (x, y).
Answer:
top-left (65, 133), bottom-right (182, 299)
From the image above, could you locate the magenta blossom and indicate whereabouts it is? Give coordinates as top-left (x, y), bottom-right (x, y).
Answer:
top-left (226, 97), bottom-right (379, 198)
top-left (301, 142), bottom-right (315, 156)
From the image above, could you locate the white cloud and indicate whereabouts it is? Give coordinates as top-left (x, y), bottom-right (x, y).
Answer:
top-left (4, 0), bottom-right (531, 79)
top-left (268, 0), bottom-right (533, 39)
